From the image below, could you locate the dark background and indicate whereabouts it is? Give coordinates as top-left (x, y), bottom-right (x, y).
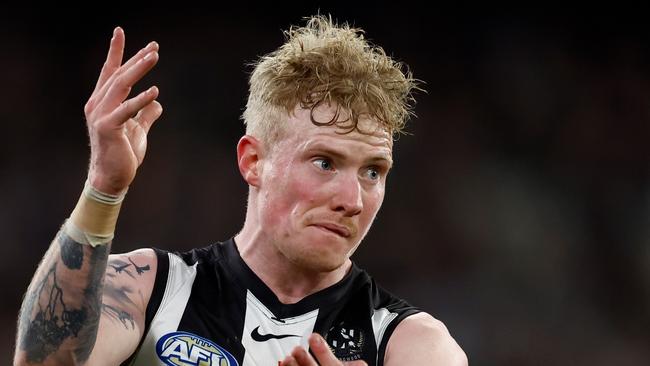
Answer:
top-left (1, 5), bottom-right (648, 365)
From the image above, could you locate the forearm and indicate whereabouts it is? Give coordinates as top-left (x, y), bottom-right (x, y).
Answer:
top-left (15, 227), bottom-right (111, 365)
top-left (15, 184), bottom-right (124, 365)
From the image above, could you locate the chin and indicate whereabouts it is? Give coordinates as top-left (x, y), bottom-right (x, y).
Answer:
top-left (284, 241), bottom-right (349, 273)
top-left (294, 254), bottom-right (346, 273)
top-left (275, 228), bottom-right (356, 272)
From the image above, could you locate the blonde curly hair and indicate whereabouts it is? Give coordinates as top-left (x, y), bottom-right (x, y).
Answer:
top-left (242, 15), bottom-right (420, 142)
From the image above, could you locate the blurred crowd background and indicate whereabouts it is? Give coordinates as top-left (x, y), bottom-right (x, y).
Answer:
top-left (1, 6), bottom-right (648, 365)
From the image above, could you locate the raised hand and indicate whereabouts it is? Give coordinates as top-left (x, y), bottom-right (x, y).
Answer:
top-left (280, 334), bottom-right (368, 366)
top-left (84, 27), bottom-right (163, 195)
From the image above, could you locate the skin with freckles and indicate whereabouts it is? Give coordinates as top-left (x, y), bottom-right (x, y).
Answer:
top-left (235, 105), bottom-right (393, 303)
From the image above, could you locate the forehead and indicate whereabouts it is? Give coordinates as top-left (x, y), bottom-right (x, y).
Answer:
top-left (283, 105), bottom-right (393, 152)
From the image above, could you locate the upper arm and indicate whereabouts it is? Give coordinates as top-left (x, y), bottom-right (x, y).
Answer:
top-left (384, 312), bottom-right (468, 366)
top-left (85, 248), bottom-right (158, 365)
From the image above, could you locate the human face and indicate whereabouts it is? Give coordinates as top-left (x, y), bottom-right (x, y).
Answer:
top-left (256, 105), bottom-right (393, 272)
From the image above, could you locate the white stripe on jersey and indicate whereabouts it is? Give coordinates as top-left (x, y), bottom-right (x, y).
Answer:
top-left (241, 290), bottom-right (319, 365)
top-left (130, 253), bottom-right (198, 366)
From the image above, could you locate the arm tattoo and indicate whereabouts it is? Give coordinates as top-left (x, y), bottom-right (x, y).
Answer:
top-left (102, 304), bottom-right (135, 329)
top-left (108, 256), bottom-right (150, 277)
top-left (101, 256), bottom-right (148, 329)
top-left (75, 246), bottom-right (109, 361)
top-left (17, 231), bottom-right (109, 363)
top-left (18, 267), bottom-right (85, 362)
top-left (103, 282), bottom-right (138, 308)
top-left (58, 230), bottom-right (84, 269)
top-left (128, 257), bottom-right (151, 275)
top-left (109, 259), bottom-right (136, 279)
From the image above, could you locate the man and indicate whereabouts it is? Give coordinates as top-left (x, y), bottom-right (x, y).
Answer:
top-left (14, 16), bottom-right (467, 366)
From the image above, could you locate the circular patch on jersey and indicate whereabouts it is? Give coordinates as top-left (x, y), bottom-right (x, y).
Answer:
top-left (156, 331), bottom-right (239, 366)
top-left (326, 324), bottom-right (365, 361)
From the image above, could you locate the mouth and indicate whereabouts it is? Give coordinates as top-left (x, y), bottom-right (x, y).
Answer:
top-left (310, 223), bottom-right (351, 238)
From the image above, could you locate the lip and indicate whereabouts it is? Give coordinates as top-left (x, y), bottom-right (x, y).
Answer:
top-left (310, 223), bottom-right (351, 238)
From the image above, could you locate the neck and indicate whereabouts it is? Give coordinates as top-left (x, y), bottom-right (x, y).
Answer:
top-left (234, 225), bottom-right (351, 304)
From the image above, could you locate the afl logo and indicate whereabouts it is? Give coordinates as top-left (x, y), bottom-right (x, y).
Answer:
top-left (156, 331), bottom-right (239, 366)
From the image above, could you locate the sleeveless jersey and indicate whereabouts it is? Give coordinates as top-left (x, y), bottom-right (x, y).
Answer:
top-left (124, 239), bottom-right (420, 366)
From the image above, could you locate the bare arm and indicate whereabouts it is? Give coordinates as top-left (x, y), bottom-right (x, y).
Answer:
top-left (384, 312), bottom-right (468, 366)
top-left (14, 26), bottom-right (162, 365)
top-left (85, 250), bottom-right (157, 365)
top-left (14, 240), bottom-right (157, 365)
top-left (15, 231), bottom-right (110, 364)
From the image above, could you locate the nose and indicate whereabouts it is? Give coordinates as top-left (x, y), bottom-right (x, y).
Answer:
top-left (331, 172), bottom-right (363, 217)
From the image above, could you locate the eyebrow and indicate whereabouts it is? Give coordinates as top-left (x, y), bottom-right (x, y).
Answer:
top-left (305, 142), bottom-right (393, 168)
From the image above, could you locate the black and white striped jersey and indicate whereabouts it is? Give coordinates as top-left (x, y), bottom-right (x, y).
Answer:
top-left (124, 239), bottom-right (420, 366)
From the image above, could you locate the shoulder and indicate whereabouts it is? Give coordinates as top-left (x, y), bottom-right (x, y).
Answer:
top-left (384, 312), bottom-right (468, 366)
top-left (108, 247), bottom-right (159, 275)
top-left (85, 249), bottom-right (160, 365)
top-left (106, 248), bottom-right (159, 305)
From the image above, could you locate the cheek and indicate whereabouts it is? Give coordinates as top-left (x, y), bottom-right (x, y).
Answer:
top-left (360, 188), bottom-right (385, 224)
top-left (261, 163), bottom-right (320, 225)
top-left (285, 169), bottom-right (322, 215)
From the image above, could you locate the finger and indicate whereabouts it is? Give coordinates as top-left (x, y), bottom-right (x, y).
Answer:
top-left (102, 86), bottom-right (159, 128)
top-left (91, 41), bottom-right (159, 111)
top-left (97, 51), bottom-right (159, 115)
top-left (280, 356), bottom-right (299, 366)
top-left (93, 27), bottom-right (125, 95)
top-left (308, 333), bottom-right (341, 365)
top-left (120, 41), bottom-right (159, 72)
top-left (134, 100), bottom-right (163, 133)
top-left (291, 346), bottom-right (319, 366)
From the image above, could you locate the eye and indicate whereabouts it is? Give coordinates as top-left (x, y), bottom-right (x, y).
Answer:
top-left (313, 158), bottom-right (333, 171)
top-left (365, 167), bottom-right (380, 181)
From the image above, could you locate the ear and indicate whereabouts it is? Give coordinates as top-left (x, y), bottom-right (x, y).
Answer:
top-left (237, 135), bottom-right (263, 187)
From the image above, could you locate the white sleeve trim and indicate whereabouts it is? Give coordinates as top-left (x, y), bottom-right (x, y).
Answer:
top-left (371, 307), bottom-right (398, 353)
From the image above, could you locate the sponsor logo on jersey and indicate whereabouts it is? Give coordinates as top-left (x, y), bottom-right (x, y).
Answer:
top-left (156, 331), bottom-right (239, 366)
top-left (250, 326), bottom-right (300, 342)
top-left (326, 323), bottom-right (365, 361)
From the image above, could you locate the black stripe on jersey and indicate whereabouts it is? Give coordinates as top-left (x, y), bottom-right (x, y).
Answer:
top-left (146, 249), bottom-right (171, 329)
top-left (175, 242), bottom-right (248, 361)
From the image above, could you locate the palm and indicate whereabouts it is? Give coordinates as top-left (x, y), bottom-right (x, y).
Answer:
top-left (108, 117), bottom-right (148, 184)
top-left (125, 117), bottom-right (149, 165)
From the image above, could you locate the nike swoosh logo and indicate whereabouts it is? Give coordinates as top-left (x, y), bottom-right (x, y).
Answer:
top-left (251, 326), bottom-right (300, 342)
